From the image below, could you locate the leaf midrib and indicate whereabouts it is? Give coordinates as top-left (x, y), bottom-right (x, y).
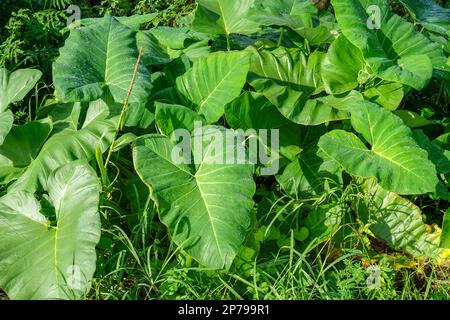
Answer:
top-left (197, 55), bottom-right (242, 112)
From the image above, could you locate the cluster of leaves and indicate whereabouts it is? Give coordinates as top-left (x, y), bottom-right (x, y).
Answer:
top-left (0, 0), bottom-right (195, 81)
top-left (0, 0), bottom-right (450, 300)
top-left (0, 4), bottom-right (70, 78)
top-left (98, 0), bottom-right (196, 26)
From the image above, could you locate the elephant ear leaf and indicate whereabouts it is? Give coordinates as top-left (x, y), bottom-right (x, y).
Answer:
top-left (0, 110), bottom-right (13, 146)
top-left (53, 15), bottom-right (151, 104)
top-left (0, 160), bottom-right (101, 300)
top-left (192, 0), bottom-right (260, 36)
top-left (399, 0), bottom-right (450, 36)
top-left (155, 102), bottom-right (205, 137)
top-left (248, 46), bottom-right (351, 125)
top-left (442, 208), bottom-right (450, 249)
top-left (133, 127), bottom-right (256, 269)
top-left (0, 68), bottom-right (42, 113)
top-left (9, 99), bottom-right (116, 193)
top-left (176, 51), bottom-right (250, 124)
top-left (321, 35), bottom-right (365, 95)
top-left (357, 179), bottom-right (450, 262)
top-left (0, 119), bottom-right (53, 184)
top-left (0, 68), bottom-right (42, 145)
top-left (248, 0), bottom-right (318, 29)
top-left (332, 0), bottom-right (447, 89)
top-left (318, 101), bottom-right (438, 195)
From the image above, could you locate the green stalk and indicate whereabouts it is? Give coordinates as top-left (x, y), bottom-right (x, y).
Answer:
top-left (104, 47), bottom-right (143, 169)
top-left (277, 28), bottom-right (285, 47)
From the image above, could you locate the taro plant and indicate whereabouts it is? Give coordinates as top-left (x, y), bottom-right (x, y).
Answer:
top-left (0, 68), bottom-right (42, 144)
top-left (0, 0), bottom-right (449, 300)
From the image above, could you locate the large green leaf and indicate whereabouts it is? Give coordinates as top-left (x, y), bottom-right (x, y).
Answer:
top-left (155, 102), bottom-right (205, 136)
top-left (176, 51), bottom-right (250, 124)
top-left (53, 15), bottom-right (151, 104)
top-left (136, 31), bottom-right (173, 66)
top-left (0, 68), bottom-right (42, 145)
top-left (442, 208), bottom-right (450, 249)
top-left (137, 29), bottom-right (212, 66)
top-left (9, 98), bottom-right (117, 193)
top-left (124, 101), bottom-right (155, 129)
top-left (394, 110), bottom-right (432, 128)
top-left (357, 179), bottom-right (450, 261)
top-left (321, 35), bottom-right (365, 95)
top-left (277, 126), bottom-right (342, 198)
top-left (133, 127), bottom-right (256, 269)
top-left (249, 1), bottom-right (335, 45)
top-left (332, 0), bottom-right (447, 89)
top-left (225, 91), bottom-right (303, 160)
top-left (318, 101), bottom-right (438, 194)
top-left (0, 110), bottom-right (13, 146)
top-left (192, 0), bottom-right (260, 36)
top-left (0, 119), bottom-right (53, 184)
top-left (77, 13), bottom-right (160, 31)
top-left (248, 46), bottom-right (351, 125)
top-left (363, 82), bottom-right (404, 110)
top-left (301, 204), bottom-right (343, 253)
top-left (399, 0), bottom-right (450, 36)
top-left (412, 130), bottom-right (450, 175)
top-left (0, 160), bottom-right (101, 299)
top-left (0, 68), bottom-right (42, 113)
top-left (248, 0), bottom-right (317, 29)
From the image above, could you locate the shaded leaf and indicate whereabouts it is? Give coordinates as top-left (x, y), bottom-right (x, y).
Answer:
top-left (357, 179), bottom-right (449, 261)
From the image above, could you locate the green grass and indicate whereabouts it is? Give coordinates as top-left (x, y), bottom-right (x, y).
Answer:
top-left (82, 181), bottom-right (450, 300)
top-left (85, 224), bottom-right (450, 300)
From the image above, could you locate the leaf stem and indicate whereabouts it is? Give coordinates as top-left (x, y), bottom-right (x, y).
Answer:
top-left (226, 34), bottom-right (231, 51)
top-left (104, 47), bottom-right (143, 169)
top-left (277, 28), bottom-right (285, 47)
top-left (436, 80), bottom-right (444, 106)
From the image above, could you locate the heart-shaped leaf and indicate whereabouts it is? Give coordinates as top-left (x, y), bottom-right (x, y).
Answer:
top-left (133, 127), bottom-right (255, 269)
top-left (155, 102), bottom-right (205, 136)
top-left (318, 101), bottom-right (438, 194)
top-left (53, 15), bottom-right (151, 104)
top-left (0, 68), bottom-right (42, 145)
top-left (192, 0), bottom-right (260, 36)
top-left (332, 0), bottom-right (447, 89)
top-left (0, 119), bottom-right (53, 185)
top-left (321, 35), bottom-right (365, 95)
top-left (9, 98), bottom-right (117, 193)
top-left (176, 51), bottom-right (250, 123)
top-left (0, 68), bottom-right (42, 113)
top-left (0, 160), bottom-right (101, 299)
